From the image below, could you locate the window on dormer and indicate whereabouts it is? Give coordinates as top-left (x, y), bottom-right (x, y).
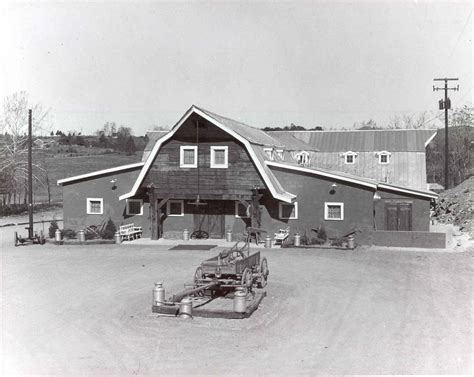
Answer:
top-left (263, 148), bottom-right (274, 160)
top-left (342, 151), bottom-right (358, 164)
top-left (377, 151), bottom-right (391, 164)
top-left (276, 149), bottom-right (284, 160)
top-left (295, 151), bottom-right (310, 166)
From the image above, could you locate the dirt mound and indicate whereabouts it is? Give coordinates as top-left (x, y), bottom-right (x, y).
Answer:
top-left (434, 177), bottom-right (473, 236)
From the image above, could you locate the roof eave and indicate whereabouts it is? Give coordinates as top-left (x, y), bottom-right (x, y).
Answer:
top-left (57, 162), bottom-right (145, 186)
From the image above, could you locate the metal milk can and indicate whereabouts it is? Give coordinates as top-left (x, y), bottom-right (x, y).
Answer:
top-left (153, 282), bottom-right (165, 306)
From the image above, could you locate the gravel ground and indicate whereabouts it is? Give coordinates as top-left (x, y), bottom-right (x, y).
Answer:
top-left (1, 224), bottom-right (473, 376)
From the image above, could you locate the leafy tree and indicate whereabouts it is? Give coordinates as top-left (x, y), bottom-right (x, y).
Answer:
top-left (125, 136), bottom-right (136, 155)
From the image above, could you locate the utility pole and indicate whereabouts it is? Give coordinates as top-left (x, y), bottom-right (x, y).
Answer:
top-left (28, 109), bottom-right (33, 239)
top-left (433, 78), bottom-right (459, 190)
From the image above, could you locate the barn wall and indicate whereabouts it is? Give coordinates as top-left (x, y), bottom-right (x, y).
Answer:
top-left (264, 167), bottom-right (375, 243)
top-left (62, 168), bottom-right (151, 236)
top-left (143, 114), bottom-right (264, 200)
top-left (374, 189), bottom-right (431, 232)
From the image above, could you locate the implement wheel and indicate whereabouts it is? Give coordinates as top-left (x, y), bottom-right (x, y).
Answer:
top-left (241, 268), bottom-right (252, 290)
top-left (194, 267), bottom-right (203, 284)
top-left (257, 257), bottom-right (269, 288)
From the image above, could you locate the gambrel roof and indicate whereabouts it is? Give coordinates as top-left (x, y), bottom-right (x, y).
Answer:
top-left (268, 129), bottom-right (438, 152)
top-left (120, 105), bottom-right (297, 203)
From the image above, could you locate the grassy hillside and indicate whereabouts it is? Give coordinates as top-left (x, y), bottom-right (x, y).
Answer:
top-left (33, 154), bottom-right (141, 203)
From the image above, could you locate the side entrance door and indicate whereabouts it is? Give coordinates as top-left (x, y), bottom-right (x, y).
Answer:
top-left (193, 201), bottom-right (225, 238)
top-left (385, 202), bottom-right (412, 231)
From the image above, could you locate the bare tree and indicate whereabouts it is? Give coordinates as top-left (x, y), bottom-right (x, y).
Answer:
top-left (387, 111), bottom-right (434, 129)
top-left (0, 92), bottom-right (51, 205)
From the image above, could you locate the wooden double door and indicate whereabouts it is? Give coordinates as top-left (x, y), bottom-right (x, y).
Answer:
top-left (385, 202), bottom-right (412, 231)
top-left (193, 201), bottom-right (225, 238)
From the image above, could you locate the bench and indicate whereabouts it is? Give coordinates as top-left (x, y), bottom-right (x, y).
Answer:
top-left (119, 223), bottom-right (142, 241)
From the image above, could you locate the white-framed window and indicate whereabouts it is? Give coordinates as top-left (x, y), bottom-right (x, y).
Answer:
top-left (126, 199), bottom-right (143, 215)
top-left (324, 202), bottom-right (344, 220)
top-left (263, 148), bottom-right (274, 160)
top-left (276, 149), bottom-right (284, 160)
top-left (342, 151), bottom-right (358, 164)
top-left (235, 201), bottom-right (250, 218)
top-left (180, 146), bottom-right (197, 168)
top-left (86, 198), bottom-right (103, 215)
top-left (167, 199), bottom-right (184, 216)
top-left (295, 151), bottom-right (310, 166)
top-left (377, 151), bottom-right (391, 164)
top-left (210, 146), bottom-right (228, 168)
top-left (279, 202), bottom-right (298, 219)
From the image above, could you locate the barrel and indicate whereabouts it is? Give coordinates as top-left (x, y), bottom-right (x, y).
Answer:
top-left (183, 229), bottom-right (189, 241)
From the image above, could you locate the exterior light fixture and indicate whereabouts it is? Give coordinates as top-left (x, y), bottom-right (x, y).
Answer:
top-left (110, 178), bottom-right (117, 190)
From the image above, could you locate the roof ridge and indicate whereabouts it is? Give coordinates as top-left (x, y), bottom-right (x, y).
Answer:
top-left (268, 129), bottom-right (438, 133)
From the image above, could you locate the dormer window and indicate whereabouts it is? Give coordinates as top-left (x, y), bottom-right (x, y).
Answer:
top-left (376, 151), bottom-right (391, 164)
top-left (341, 151), bottom-right (358, 164)
top-left (295, 151), bottom-right (310, 166)
top-left (263, 148), bottom-right (274, 161)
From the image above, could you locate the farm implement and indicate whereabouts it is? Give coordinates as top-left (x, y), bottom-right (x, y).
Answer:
top-left (152, 240), bottom-right (269, 319)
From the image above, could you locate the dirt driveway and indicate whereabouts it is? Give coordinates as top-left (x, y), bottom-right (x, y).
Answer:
top-left (1, 226), bottom-right (473, 375)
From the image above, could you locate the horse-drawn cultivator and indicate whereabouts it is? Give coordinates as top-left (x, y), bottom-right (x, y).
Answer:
top-left (152, 240), bottom-right (268, 319)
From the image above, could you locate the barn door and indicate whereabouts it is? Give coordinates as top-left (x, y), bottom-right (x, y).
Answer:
top-left (398, 203), bottom-right (412, 231)
top-left (385, 202), bottom-right (412, 231)
top-left (193, 201), bottom-right (225, 238)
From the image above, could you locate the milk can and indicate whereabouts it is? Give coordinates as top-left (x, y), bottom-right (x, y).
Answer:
top-left (114, 231), bottom-right (122, 244)
top-left (294, 232), bottom-right (301, 247)
top-left (179, 298), bottom-right (193, 319)
top-left (226, 229), bottom-right (233, 242)
top-left (347, 234), bottom-right (355, 249)
top-left (183, 228), bottom-right (189, 241)
top-left (78, 229), bottom-right (85, 243)
top-left (264, 235), bottom-right (272, 248)
top-left (153, 282), bottom-right (165, 306)
top-left (55, 228), bottom-right (62, 243)
top-left (233, 287), bottom-right (247, 313)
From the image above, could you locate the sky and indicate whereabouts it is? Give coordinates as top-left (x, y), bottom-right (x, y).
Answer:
top-left (0, 1), bottom-right (472, 136)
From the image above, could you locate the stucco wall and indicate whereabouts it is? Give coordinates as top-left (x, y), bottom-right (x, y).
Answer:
top-left (266, 167), bottom-right (375, 242)
top-left (374, 189), bottom-right (431, 232)
top-left (62, 168), bottom-right (150, 235)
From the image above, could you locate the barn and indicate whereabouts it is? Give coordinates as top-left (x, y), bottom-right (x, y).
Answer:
top-left (58, 105), bottom-right (440, 246)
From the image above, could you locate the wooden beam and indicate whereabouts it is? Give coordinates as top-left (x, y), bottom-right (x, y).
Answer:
top-left (157, 195), bottom-right (170, 209)
top-left (238, 199), bottom-right (250, 209)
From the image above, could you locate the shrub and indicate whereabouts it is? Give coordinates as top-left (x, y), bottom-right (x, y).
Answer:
top-left (318, 225), bottom-right (327, 242)
top-left (61, 229), bottom-right (77, 239)
top-left (49, 220), bottom-right (59, 238)
top-left (101, 218), bottom-right (116, 239)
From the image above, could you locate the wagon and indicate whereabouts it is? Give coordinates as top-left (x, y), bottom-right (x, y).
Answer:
top-left (194, 240), bottom-right (269, 291)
